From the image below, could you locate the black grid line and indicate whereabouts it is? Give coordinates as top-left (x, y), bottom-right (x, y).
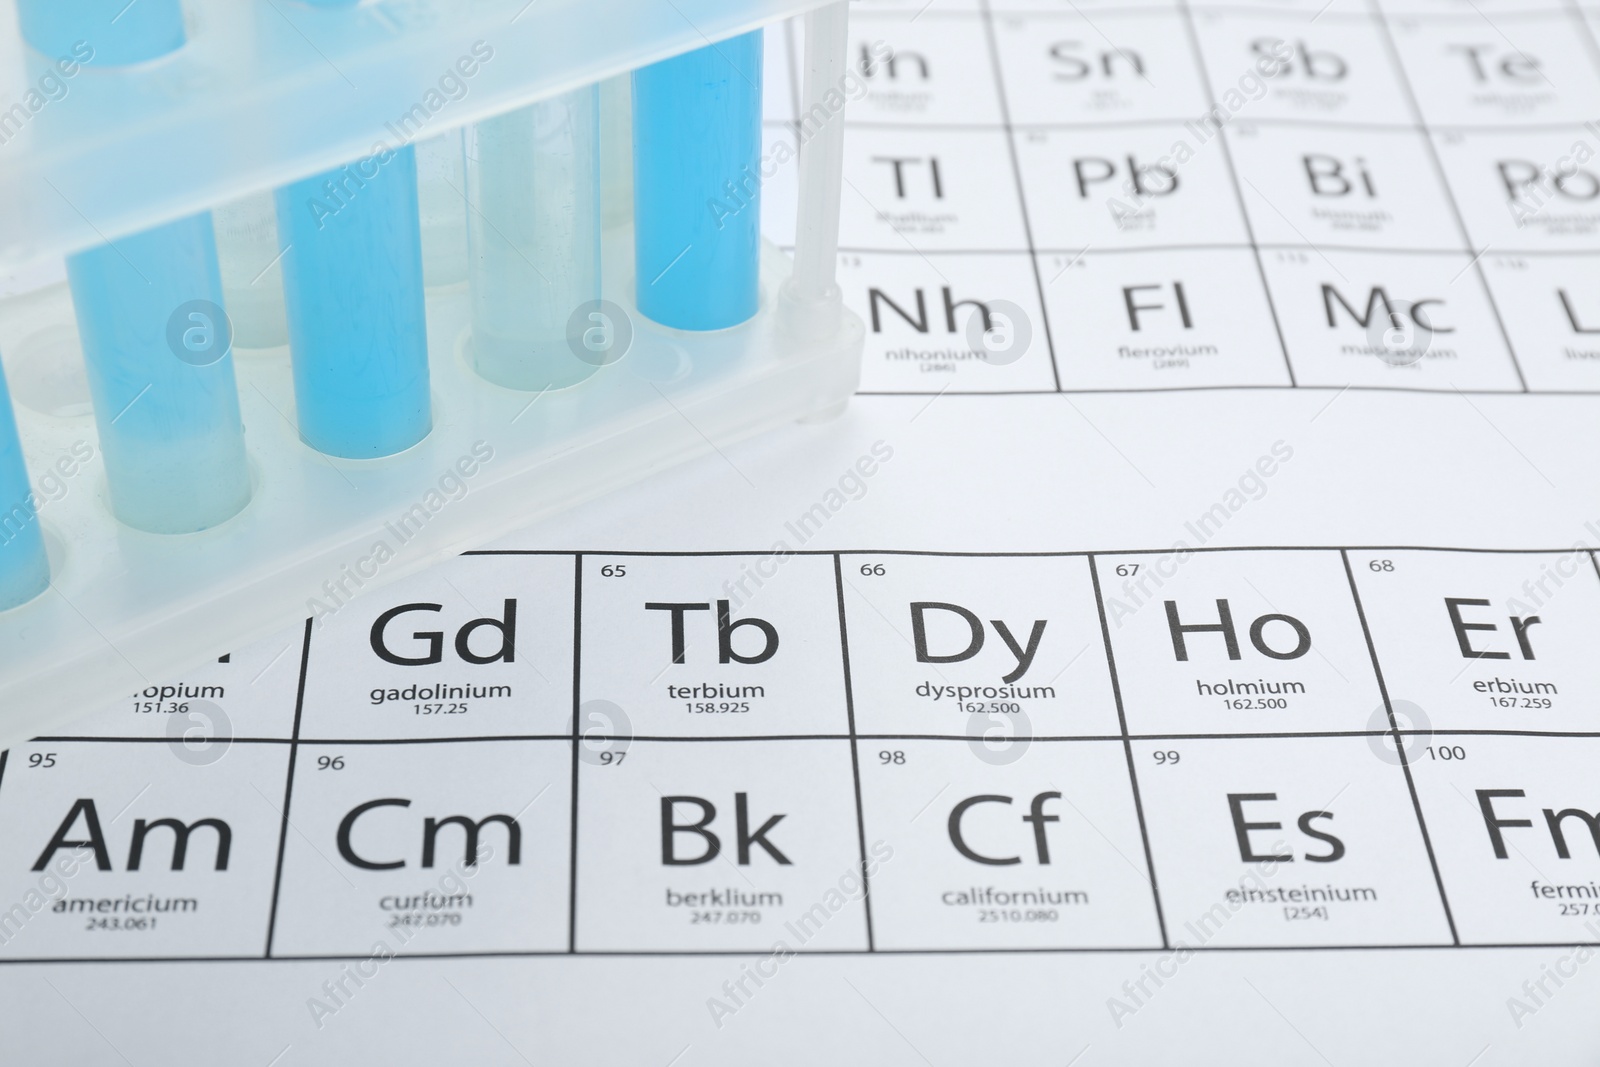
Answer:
top-left (568, 554), bottom-right (583, 954)
top-left (978, 0), bottom-right (1063, 391)
top-left (833, 554), bottom-right (877, 951)
top-left (1365, 0), bottom-right (1529, 392)
top-left (1088, 553), bottom-right (1171, 949)
top-left (1340, 549), bottom-right (1461, 945)
top-left (1176, 0), bottom-right (1297, 387)
top-left (262, 618), bottom-right (315, 958)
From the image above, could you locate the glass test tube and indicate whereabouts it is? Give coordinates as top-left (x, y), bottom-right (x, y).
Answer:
top-left (0, 359), bottom-right (50, 610)
top-left (18, 0), bottom-right (253, 535)
top-left (416, 131), bottom-right (469, 289)
top-left (632, 32), bottom-right (763, 331)
top-left (260, 0), bottom-right (429, 456)
top-left (466, 87), bottom-right (602, 391)
top-left (214, 191), bottom-right (290, 350)
top-left (274, 146), bottom-right (432, 458)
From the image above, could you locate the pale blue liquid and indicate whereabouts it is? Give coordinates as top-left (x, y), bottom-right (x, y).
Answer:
top-left (66, 216), bottom-right (253, 534)
top-left (632, 32), bottom-right (762, 331)
top-left (16, 0), bottom-right (185, 65)
top-left (468, 88), bottom-right (602, 391)
top-left (26, 0), bottom-right (252, 536)
top-left (0, 361), bottom-right (50, 610)
top-left (275, 146), bottom-right (431, 458)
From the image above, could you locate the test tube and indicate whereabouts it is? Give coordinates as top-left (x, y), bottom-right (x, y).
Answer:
top-left (69, 219), bottom-right (253, 533)
top-left (466, 87), bottom-right (602, 391)
top-left (16, 0), bottom-right (185, 67)
top-left (18, 0), bottom-right (254, 535)
top-left (416, 131), bottom-right (470, 289)
top-left (214, 191), bottom-right (290, 350)
top-left (632, 32), bottom-right (763, 331)
top-left (0, 360), bottom-right (50, 611)
top-left (274, 146), bottom-right (432, 458)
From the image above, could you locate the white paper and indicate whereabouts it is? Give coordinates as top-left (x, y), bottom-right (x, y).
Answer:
top-left (4, 2), bottom-right (1600, 1062)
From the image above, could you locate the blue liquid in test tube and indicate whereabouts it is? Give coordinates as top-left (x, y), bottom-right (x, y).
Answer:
top-left (69, 220), bottom-right (253, 533)
top-left (0, 361), bottom-right (50, 611)
top-left (16, 0), bottom-right (185, 67)
top-left (19, 0), bottom-right (254, 535)
top-left (632, 32), bottom-right (763, 331)
top-left (275, 147), bottom-right (432, 458)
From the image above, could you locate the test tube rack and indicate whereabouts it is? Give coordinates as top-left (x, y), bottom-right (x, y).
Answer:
top-left (0, 0), bottom-right (862, 749)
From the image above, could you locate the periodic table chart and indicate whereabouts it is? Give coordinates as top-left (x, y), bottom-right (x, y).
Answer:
top-left (3, 544), bottom-right (1599, 962)
top-left (5, 2), bottom-right (1600, 1063)
top-left (763, 0), bottom-right (1600, 396)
